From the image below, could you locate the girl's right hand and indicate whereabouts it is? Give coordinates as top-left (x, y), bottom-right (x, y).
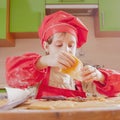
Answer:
top-left (42, 51), bottom-right (76, 69)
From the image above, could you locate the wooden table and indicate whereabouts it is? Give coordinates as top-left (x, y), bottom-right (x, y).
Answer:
top-left (1, 97), bottom-right (120, 120)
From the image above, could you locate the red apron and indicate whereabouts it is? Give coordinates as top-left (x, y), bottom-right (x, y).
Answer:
top-left (36, 67), bottom-right (86, 99)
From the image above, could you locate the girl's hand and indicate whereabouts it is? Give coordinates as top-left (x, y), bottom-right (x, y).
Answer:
top-left (40, 51), bottom-right (76, 69)
top-left (81, 65), bottom-right (105, 84)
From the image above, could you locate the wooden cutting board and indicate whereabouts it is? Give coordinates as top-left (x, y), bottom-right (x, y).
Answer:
top-left (0, 99), bottom-right (7, 106)
top-left (24, 97), bottom-right (120, 110)
top-left (1, 97), bottom-right (120, 120)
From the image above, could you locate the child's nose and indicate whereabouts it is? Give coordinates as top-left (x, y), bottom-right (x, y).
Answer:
top-left (62, 45), bottom-right (71, 52)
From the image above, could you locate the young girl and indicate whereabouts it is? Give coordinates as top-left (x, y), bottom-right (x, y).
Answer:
top-left (6, 11), bottom-right (120, 99)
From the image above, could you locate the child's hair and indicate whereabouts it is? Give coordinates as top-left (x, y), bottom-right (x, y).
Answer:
top-left (46, 32), bottom-right (77, 45)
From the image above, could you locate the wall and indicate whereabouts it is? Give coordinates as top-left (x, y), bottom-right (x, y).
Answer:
top-left (0, 16), bottom-right (120, 86)
top-left (77, 16), bottom-right (120, 70)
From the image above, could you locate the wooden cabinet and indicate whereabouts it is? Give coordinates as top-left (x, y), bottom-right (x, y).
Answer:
top-left (99, 0), bottom-right (120, 31)
top-left (1, 0), bottom-right (120, 47)
top-left (0, 0), bottom-right (6, 39)
top-left (94, 0), bottom-right (120, 37)
top-left (46, 0), bottom-right (98, 4)
top-left (10, 0), bottom-right (45, 39)
top-left (0, 0), bottom-right (14, 47)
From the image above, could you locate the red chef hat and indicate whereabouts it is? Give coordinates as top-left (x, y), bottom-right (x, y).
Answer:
top-left (38, 11), bottom-right (88, 48)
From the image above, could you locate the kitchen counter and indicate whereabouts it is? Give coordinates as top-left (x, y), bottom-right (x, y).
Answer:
top-left (1, 97), bottom-right (120, 120)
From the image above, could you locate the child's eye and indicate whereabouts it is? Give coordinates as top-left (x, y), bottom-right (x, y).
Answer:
top-left (68, 44), bottom-right (74, 48)
top-left (56, 44), bottom-right (63, 47)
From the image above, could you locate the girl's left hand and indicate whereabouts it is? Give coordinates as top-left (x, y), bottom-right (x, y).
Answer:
top-left (81, 65), bottom-right (105, 84)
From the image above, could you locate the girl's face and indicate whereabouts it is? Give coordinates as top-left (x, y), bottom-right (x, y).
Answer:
top-left (45, 32), bottom-right (77, 55)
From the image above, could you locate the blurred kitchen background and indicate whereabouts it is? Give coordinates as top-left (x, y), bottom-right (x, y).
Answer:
top-left (0, 0), bottom-right (120, 86)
